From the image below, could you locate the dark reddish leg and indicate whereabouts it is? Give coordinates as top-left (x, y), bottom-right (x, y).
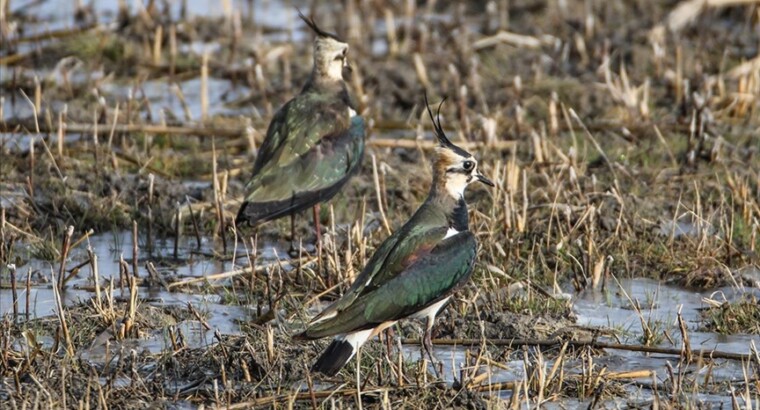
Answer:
top-left (424, 316), bottom-right (442, 378)
top-left (288, 213), bottom-right (298, 256)
top-left (312, 204), bottom-right (323, 275)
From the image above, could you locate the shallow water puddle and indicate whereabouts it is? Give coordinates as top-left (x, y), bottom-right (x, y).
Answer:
top-left (9, 0), bottom-right (296, 36)
top-left (574, 278), bottom-right (760, 352)
top-left (2, 229), bottom-right (757, 406)
top-left (100, 77), bottom-right (252, 121)
top-left (0, 229), bottom-right (285, 319)
top-left (394, 278), bottom-right (760, 406)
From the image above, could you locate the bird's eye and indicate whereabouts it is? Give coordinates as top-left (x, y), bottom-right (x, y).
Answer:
top-left (463, 160), bottom-right (475, 171)
top-left (333, 49), bottom-right (347, 61)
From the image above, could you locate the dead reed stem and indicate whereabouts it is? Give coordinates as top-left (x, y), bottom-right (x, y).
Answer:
top-left (9, 263), bottom-right (18, 321)
top-left (173, 201), bottom-right (181, 259)
top-left (400, 338), bottom-right (754, 361)
top-left (87, 246), bottom-right (101, 307)
top-left (372, 154), bottom-right (391, 234)
top-left (212, 138), bottom-right (228, 254)
top-left (185, 195), bottom-right (202, 249)
top-left (132, 220), bottom-right (139, 277)
top-left (166, 256), bottom-right (316, 289)
top-left (57, 226), bottom-right (74, 291)
top-left (51, 266), bottom-right (74, 356)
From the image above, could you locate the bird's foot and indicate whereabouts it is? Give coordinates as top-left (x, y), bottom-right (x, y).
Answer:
top-left (420, 354), bottom-right (443, 379)
top-left (288, 242), bottom-right (300, 258)
top-left (288, 241), bottom-right (316, 259)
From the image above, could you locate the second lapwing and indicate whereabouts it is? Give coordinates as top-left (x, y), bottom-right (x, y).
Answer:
top-left (294, 94), bottom-right (494, 376)
top-left (236, 11), bottom-right (365, 252)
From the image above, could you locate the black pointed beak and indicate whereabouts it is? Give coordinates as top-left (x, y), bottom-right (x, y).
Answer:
top-left (342, 59), bottom-right (353, 77)
top-left (476, 173), bottom-right (494, 187)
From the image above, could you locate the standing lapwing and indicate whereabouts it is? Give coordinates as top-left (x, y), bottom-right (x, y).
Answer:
top-left (236, 11), bottom-right (365, 255)
top-left (294, 94), bottom-right (494, 376)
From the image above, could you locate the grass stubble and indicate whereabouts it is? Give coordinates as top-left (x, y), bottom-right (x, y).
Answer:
top-left (1, 0), bottom-right (760, 408)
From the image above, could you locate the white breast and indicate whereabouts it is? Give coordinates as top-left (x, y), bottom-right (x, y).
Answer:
top-left (444, 227), bottom-right (459, 239)
top-left (410, 296), bottom-right (451, 322)
top-left (347, 107), bottom-right (357, 117)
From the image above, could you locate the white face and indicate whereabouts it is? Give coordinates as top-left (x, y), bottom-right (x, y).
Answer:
top-left (314, 38), bottom-right (348, 81)
top-left (443, 156), bottom-right (480, 199)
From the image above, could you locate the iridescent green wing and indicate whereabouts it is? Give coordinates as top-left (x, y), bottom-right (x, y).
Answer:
top-left (302, 231), bottom-right (477, 338)
top-left (251, 103), bottom-right (290, 175)
top-left (250, 92), bottom-right (351, 179)
top-left (245, 93), bottom-right (365, 203)
top-left (307, 213), bottom-right (447, 323)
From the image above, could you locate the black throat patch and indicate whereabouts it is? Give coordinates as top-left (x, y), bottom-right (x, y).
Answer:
top-left (448, 197), bottom-right (469, 231)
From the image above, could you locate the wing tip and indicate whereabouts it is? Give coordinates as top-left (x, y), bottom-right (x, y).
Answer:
top-left (291, 331), bottom-right (312, 341)
top-left (235, 201), bottom-right (256, 227)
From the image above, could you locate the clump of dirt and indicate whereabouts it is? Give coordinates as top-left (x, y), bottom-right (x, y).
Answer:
top-left (700, 294), bottom-right (760, 335)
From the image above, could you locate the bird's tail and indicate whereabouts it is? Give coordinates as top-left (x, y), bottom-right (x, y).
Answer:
top-left (311, 338), bottom-right (355, 376)
top-left (310, 329), bottom-right (374, 376)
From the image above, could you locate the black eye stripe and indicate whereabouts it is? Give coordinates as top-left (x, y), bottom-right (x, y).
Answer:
top-left (446, 168), bottom-right (470, 174)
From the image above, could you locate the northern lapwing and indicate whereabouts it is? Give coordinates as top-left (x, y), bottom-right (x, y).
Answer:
top-left (294, 94), bottom-right (494, 376)
top-left (236, 11), bottom-right (365, 254)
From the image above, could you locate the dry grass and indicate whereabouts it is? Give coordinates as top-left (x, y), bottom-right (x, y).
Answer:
top-left (1, 0), bottom-right (760, 408)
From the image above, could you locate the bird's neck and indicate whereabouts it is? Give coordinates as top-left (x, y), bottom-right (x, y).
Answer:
top-left (303, 72), bottom-right (345, 94)
top-left (426, 185), bottom-right (469, 232)
top-left (304, 61), bottom-right (345, 91)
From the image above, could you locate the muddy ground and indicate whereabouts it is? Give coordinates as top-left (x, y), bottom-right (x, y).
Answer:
top-left (1, 0), bottom-right (759, 408)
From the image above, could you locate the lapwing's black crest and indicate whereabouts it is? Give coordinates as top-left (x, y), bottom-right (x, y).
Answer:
top-left (423, 92), bottom-right (472, 158)
top-left (297, 8), bottom-right (344, 42)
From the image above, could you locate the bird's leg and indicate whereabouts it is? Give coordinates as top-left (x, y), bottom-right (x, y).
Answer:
top-left (312, 204), bottom-right (324, 278)
top-left (384, 327), bottom-right (396, 359)
top-left (423, 316), bottom-right (442, 378)
top-left (288, 213), bottom-right (298, 257)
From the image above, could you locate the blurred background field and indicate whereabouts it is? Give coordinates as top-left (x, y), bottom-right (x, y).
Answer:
top-left (1, 0), bottom-right (759, 408)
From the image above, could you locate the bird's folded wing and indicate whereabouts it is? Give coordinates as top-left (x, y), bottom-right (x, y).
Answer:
top-left (307, 223), bottom-right (448, 324)
top-left (243, 115), bottom-right (364, 205)
top-left (300, 231), bottom-right (477, 339)
top-left (252, 96), bottom-right (351, 176)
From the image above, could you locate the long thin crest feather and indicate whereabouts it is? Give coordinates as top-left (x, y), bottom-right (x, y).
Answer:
top-left (423, 92), bottom-right (473, 158)
top-left (424, 92), bottom-right (453, 147)
top-left (296, 8), bottom-right (343, 42)
top-left (424, 92), bottom-right (451, 146)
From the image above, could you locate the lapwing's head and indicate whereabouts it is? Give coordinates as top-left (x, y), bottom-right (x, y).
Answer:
top-left (425, 93), bottom-right (494, 199)
top-left (299, 10), bottom-right (349, 82)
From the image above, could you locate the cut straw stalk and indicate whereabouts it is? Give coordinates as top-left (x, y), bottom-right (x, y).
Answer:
top-left (51, 265), bottom-right (74, 355)
top-left (371, 154), bottom-right (391, 235)
top-left (222, 387), bottom-right (394, 409)
top-left (661, 0), bottom-right (760, 33)
top-left (201, 51), bottom-right (209, 122)
top-left (132, 220), bottom-right (139, 277)
top-left (57, 226), bottom-right (74, 291)
top-left (8, 263), bottom-right (18, 321)
top-left (166, 256), bottom-right (316, 289)
top-left (1, 118), bottom-right (689, 141)
top-left (400, 338), bottom-right (754, 361)
top-left (11, 23), bottom-right (98, 44)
